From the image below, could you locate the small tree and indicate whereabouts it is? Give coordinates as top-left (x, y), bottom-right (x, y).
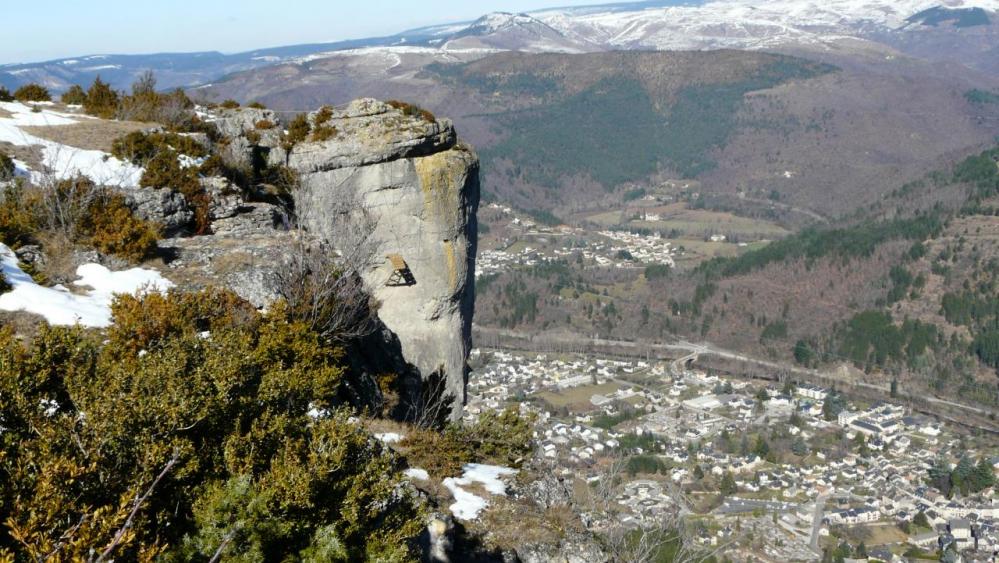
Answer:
top-left (0, 87), bottom-right (12, 102)
top-left (85, 76), bottom-right (119, 118)
top-left (720, 471), bottom-right (737, 495)
top-left (60, 84), bottom-right (87, 105)
top-left (13, 83), bottom-right (51, 102)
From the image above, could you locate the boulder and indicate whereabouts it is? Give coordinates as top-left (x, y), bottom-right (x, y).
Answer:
top-left (201, 176), bottom-right (243, 220)
top-left (126, 187), bottom-right (193, 234)
top-left (288, 99), bottom-right (478, 421)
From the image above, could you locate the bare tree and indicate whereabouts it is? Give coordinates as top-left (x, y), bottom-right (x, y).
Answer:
top-left (585, 459), bottom-right (699, 563)
top-left (271, 193), bottom-right (381, 343)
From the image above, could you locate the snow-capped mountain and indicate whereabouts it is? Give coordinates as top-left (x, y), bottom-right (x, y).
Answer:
top-left (527, 0), bottom-right (999, 51)
top-left (3, 0), bottom-right (997, 93)
top-left (433, 12), bottom-right (600, 52)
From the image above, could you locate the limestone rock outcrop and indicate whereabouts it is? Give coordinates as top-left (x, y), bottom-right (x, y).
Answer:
top-left (282, 99), bottom-right (479, 420)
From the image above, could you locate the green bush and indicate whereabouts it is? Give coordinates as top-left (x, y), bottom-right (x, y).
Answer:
top-left (247, 101), bottom-right (267, 109)
top-left (13, 83), bottom-right (51, 102)
top-left (84, 76), bottom-right (119, 119)
top-left (0, 289), bottom-right (425, 560)
top-left (111, 130), bottom-right (207, 165)
top-left (60, 85), bottom-right (87, 105)
top-left (78, 192), bottom-right (160, 262)
top-left (0, 87), bottom-right (12, 102)
top-left (140, 150), bottom-right (211, 234)
top-left (220, 99), bottom-right (240, 109)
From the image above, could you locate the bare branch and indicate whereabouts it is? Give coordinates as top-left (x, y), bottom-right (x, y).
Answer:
top-left (93, 451), bottom-right (180, 563)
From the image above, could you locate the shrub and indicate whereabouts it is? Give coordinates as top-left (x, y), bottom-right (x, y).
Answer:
top-left (0, 270), bottom-right (9, 293)
top-left (60, 85), bottom-right (87, 105)
top-left (282, 113), bottom-right (311, 151)
top-left (0, 152), bottom-right (14, 179)
top-left (0, 87), bottom-right (12, 102)
top-left (247, 101), bottom-right (267, 109)
top-left (78, 192), bottom-right (160, 262)
top-left (0, 289), bottom-right (425, 561)
top-left (13, 83), bottom-right (51, 102)
top-left (84, 76), bottom-right (119, 119)
top-left (140, 151), bottom-right (211, 234)
top-left (401, 426), bottom-right (474, 479)
top-left (220, 99), bottom-right (240, 109)
top-left (386, 100), bottom-right (435, 122)
top-left (315, 105), bottom-right (334, 125)
top-left (111, 130), bottom-right (207, 165)
top-left (310, 124), bottom-right (337, 142)
top-left (254, 119), bottom-right (275, 130)
top-left (0, 182), bottom-right (39, 247)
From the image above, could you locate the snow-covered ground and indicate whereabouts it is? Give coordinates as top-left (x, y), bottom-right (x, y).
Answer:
top-left (0, 101), bottom-right (143, 187)
top-left (442, 463), bottom-right (518, 520)
top-left (0, 244), bottom-right (172, 327)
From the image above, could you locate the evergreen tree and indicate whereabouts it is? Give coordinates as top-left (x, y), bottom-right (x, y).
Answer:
top-left (85, 76), bottom-right (119, 118)
top-left (60, 84), bottom-right (86, 105)
top-left (720, 471), bottom-right (737, 496)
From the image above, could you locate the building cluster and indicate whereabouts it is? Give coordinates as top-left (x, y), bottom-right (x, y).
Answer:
top-left (466, 348), bottom-right (999, 560)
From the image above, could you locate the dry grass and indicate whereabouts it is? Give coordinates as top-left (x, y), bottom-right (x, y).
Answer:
top-left (21, 119), bottom-right (156, 152)
top-left (0, 141), bottom-right (44, 171)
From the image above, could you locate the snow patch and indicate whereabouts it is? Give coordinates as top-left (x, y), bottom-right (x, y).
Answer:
top-left (0, 102), bottom-right (143, 186)
top-left (442, 463), bottom-right (518, 520)
top-left (0, 244), bottom-right (172, 327)
top-left (404, 467), bottom-right (430, 481)
top-left (376, 432), bottom-right (404, 444)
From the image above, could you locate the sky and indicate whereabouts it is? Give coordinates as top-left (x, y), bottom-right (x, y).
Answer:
top-left (0, 0), bottom-right (608, 65)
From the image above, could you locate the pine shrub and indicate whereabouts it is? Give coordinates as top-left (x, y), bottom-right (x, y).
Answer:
top-left (13, 83), bottom-right (51, 102)
top-left (0, 289), bottom-right (426, 561)
top-left (220, 99), bottom-right (240, 109)
top-left (140, 151), bottom-right (211, 234)
top-left (84, 76), bottom-right (119, 119)
top-left (247, 101), bottom-right (267, 109)
top-left (78, 192), bottom-right (160, 262)
top-left (0, 182), bottom-right (39, 247)
top-left (111, 130), bottom-right (207, 165)
top-left (0, 87), bottom-right (12, 102)
top-left (60, 85), bottom-right (87, 105)
top-left (310, 124), bottom-right (337, 142)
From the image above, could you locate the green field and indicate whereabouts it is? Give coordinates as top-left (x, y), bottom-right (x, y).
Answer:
top-left (535, 382), bottom-right (623, 411)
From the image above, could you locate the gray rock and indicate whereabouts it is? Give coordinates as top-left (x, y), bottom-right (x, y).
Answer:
top-left (125, 187), bottom-right (193, 234)
top-left (210, 107), bottom-right (278, 139)
top-left (201, 176), bottom-right (243, 220)
top-left (515, 532), bottom-right (609, 563)
top-left (159, 203), bottom-right (288, 308)
top-left (14, 245), bottom-right (45, 268)
top-left (526, 473), bottom-right (574, 510)
top-left (289, 99), bottom-right (478, 421)
top-left (276, 98), bottom-right (456, 174)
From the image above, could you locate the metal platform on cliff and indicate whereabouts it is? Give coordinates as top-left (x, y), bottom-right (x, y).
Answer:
top-left (385, 254), bottom-right (416, 287)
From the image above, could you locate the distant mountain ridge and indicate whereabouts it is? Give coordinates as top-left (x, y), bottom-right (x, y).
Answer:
top-left (3, 0), bottom-right (998, 92)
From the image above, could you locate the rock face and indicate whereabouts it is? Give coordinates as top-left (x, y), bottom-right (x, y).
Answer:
top-left (283, 99), bottom-right (479, 420)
